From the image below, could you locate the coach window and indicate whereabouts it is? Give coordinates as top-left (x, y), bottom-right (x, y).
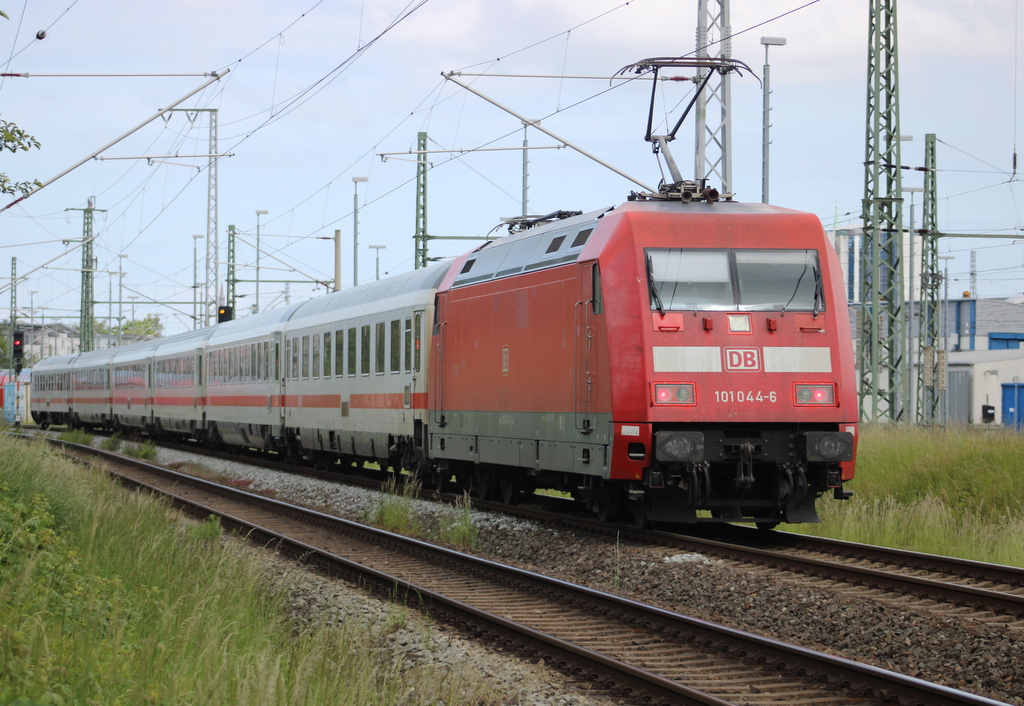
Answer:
top-left (312, 333), bottom-right (321, 379)
top-left (274, 341), bottom-right (280, 381)
top-left (250, 344), bottom-right (258, 383)
top-left (323, 332), bottom-right (332, 378)
top-left (291, 337), bottom-right (300, 381)
top-left (346, 327), bottom-right (354, 377)
top-left (302, 335), bottom-right (310, 379)
top-left (404, 318), bottom-right (412, 373)
top-left (335, 329), bottom-right (344, 377)
top-left (375, 322), bottom-right (386, 375)
top-left (390, 320), bottom-right (401, 373)
top-left (414, 312), bottom-right (423, 373)
top-left (360, 324), bottom-right (370, 376)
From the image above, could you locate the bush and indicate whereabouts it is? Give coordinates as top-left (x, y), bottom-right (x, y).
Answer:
top-left (123, 440), bottom-right (157, 461)
top-left (99, 433), bottom-right (124, 452)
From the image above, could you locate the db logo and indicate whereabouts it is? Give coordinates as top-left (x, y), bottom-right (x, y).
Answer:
top-left (724, 348), bottom-right (761, 372)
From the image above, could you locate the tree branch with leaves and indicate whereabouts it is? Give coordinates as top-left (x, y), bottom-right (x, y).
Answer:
top-left (1, 9), bottom-right (42, 196)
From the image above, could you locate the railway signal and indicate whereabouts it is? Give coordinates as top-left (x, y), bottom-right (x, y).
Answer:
top-left (12, 330), bottom-right (24, 373)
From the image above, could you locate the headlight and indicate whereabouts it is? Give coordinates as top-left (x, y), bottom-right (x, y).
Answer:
top-left (654, 431), bottom-right (705, 462)
top-left (805, 431), bottom-right (854, 462)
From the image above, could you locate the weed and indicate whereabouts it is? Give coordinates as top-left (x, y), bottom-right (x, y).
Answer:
top-left (371, 477), bottom-right (421, 536)
top-left (613, 531), bottom-right (622, 591)
top-left (99, 433), bottom-right (124, 452)
top-left (57, 428), bottom-right (93, 446)
top-left (123, 440), bottom-right (157, 461)
top-left (438, 492), bottom-right (478, 549)
top-left (186, 514), bottom-right (223, 545)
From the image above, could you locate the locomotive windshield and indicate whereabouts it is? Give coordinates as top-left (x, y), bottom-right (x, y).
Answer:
top-left (646, 248), bottom-right (823, 312)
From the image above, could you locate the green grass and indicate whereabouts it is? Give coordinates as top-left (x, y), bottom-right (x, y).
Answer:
top-left (123, 439), bottom-right (157, 461)
top-left (368, 476), bottom-right (421, 536)
top-left (0, 434), bottom-right (504, 705)
top-left (795, 425), bottom-right (1024, 567)
top-left (438, 492), bottom-right (479, 549)
top-left (98, 433), bottom-right (124, 452)
top-left (57, 428), bottom-right (93, 446)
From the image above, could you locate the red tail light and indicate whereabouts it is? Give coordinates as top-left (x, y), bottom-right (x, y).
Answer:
top-left (653, 383), bottom-right (696, 406)
top-left (794, 384), bottom-right (836, 406)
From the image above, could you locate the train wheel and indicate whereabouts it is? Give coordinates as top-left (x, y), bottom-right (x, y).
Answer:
top-left (434, 468), bottom-right (451, 493)
top-left (630, 499), bottom-right (649, 529)
top-left (596, 500), bottom-right (617, 523)
top-left (470, 469), bottom-right (494, 500)
top-left (500, 477), bottom-right (519, 506)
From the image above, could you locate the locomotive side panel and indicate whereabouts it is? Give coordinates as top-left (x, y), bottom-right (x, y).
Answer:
top-left (431, 261), bottom-right (613, 478)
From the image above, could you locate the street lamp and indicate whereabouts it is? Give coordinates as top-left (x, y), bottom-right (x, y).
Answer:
top-left (193, 235), bottom-right (204, 330)
top-left (29, 291), bottom-right (36, 361)
top-left (760, 36), bottom-right (786, 204)
top-left (353, 177), bottom-right (368, 286)
top-left (255, 210), bottom-right (268, 313)
top-left (369, 245), bottom-right (386, 281)
top-left (128, 296), bottom-right (139, 343)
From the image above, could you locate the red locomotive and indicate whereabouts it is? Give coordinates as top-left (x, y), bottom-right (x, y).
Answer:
top-left (429, 197), bottom-right (856, 528)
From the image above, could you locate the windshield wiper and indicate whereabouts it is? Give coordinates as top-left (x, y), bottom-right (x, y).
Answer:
top-left (781, 259), bottom-right (809, 315)
top-left (812, 264), bottom-right (824, 317)
top-left (647, 254), bottom-right (665, 316)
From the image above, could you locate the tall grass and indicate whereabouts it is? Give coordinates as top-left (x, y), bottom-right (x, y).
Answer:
top-left (368, 476), bottom-right (422, 536)
top-left (0, 434), bottom-right (503, 704)
top-left (799, 425), bottom-right (1024, 567)
top-left (438, 492), bottom-right (479, 549)
top-left (57, 428), bottom-right (93, 446)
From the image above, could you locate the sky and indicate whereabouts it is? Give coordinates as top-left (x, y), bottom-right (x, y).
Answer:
top-left (1, 0), bottom-right (1022, 337)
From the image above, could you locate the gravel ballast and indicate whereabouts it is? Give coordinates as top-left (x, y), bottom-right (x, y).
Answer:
top-left (148, 445), bottom-right (1023, 705)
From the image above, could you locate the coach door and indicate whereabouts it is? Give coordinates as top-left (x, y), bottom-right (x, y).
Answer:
top-left (432, 295), bottom-right (447, 427)
top-left (575, 261), bottom-right (597, 434)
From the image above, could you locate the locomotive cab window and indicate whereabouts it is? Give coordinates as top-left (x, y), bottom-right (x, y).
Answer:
top-left (646, 248), bottom-right (823, 313)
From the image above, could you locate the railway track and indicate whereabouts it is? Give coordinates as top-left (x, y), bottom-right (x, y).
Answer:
top-left (20, 432), bottom-right (1009, 706)
top-left (169, 434), bottom-right (1024, 625)
top-left (32, 425), bottom-right (1024, 626)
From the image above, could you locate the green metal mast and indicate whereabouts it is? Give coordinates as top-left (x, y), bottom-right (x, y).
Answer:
top-left (860, 0), bottom-right (905, 423)
top-left (414, 131), bottom-right (429, 269)
top-left (69, 198), bottom-right (105, 353)
top-left (917, 133), bottom-right (941, 423)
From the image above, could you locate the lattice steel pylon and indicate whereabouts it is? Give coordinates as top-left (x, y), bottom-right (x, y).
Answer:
top-left (860, 0), bottom-right (905, 423)
top-left (414, 132), bottom-right (429, 269)
top-left (69, 197), bottom-right (105, 353)
top-left (917, 133), bottom-right (941, 424)
top-left (694, 0), bottom-right (733, 194)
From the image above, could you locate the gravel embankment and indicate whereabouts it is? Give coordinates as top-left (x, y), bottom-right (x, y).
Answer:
top-left (149, 446), bottom-right (1024, 705)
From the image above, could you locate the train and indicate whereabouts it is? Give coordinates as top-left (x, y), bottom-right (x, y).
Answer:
top-left (30, 192), bottom-right (857, 529)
